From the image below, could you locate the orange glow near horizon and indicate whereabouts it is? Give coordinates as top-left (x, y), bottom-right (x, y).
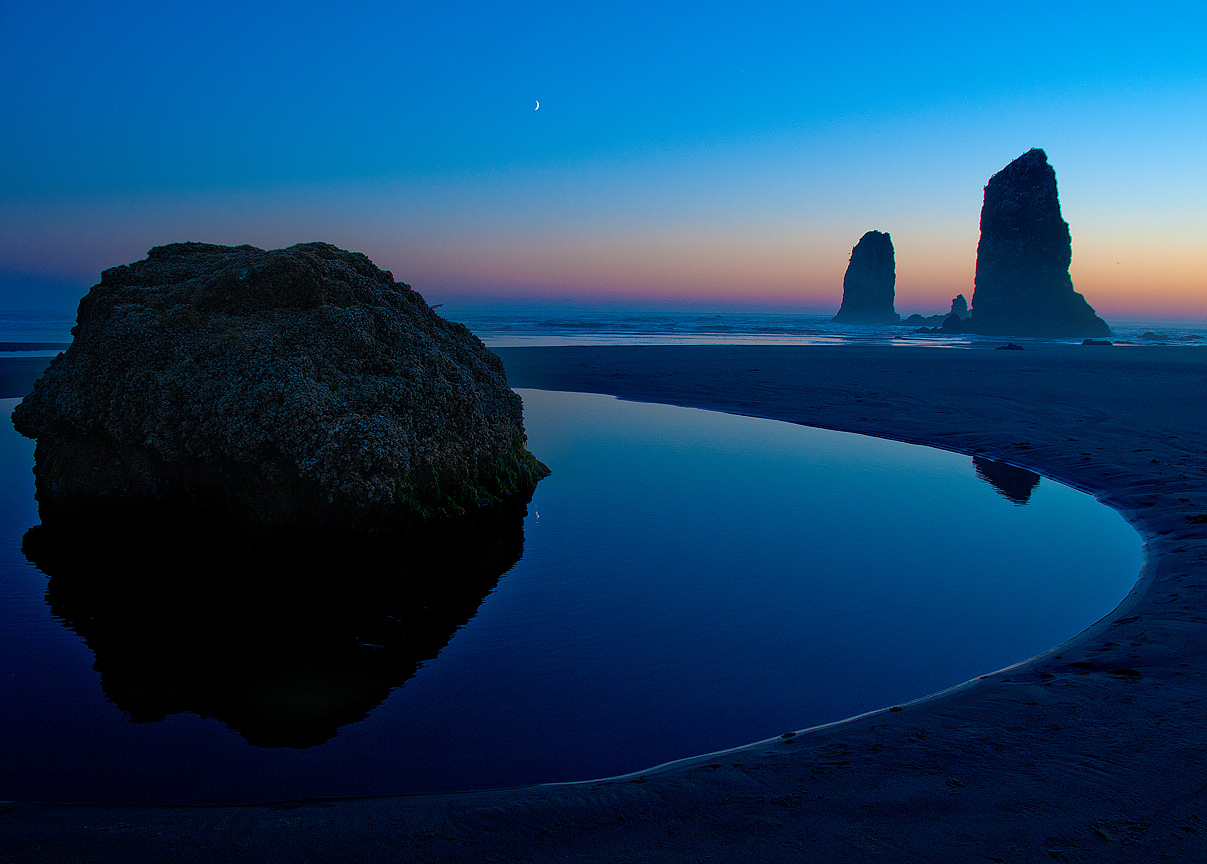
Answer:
top-left (4, 4), bottom-right (1205, 326)
top-left (4, 192), bottom-right (1204, 322)
top-left (395, 227), bottom-right (1207, 322)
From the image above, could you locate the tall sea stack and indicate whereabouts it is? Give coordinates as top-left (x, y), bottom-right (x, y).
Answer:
top-left (970, 149), bottom-right (1110, 338)
top-left (833, 230), bottom-right (899, 325)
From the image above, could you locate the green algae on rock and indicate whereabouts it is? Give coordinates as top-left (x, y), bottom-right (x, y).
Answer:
top-left (12, 242), bottom-right (549, 529)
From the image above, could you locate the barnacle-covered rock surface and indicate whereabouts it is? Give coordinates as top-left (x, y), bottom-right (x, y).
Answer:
top-left (13, 242), bottom-right (548, 529)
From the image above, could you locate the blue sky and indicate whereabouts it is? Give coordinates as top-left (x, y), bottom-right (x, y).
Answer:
top-left (2, 1), bottom-right (1205, 318)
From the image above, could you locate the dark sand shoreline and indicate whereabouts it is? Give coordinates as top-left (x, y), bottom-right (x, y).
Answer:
top-left (5, 343), bottom-right (1207, 862)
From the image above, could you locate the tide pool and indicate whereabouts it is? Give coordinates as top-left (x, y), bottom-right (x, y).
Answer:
top-left (0, 390), bottom-right (1141, 803)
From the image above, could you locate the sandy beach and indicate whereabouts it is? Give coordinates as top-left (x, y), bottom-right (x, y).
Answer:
top-left (4, 342), bottom-right (1207, 863)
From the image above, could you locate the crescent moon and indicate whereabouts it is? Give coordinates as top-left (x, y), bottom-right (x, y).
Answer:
top-left (534, 100), bottom-right (540, 111)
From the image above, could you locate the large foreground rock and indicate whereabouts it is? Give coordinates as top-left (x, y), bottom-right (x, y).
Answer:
top-left (12, 242), bottom-right (549, 529)
top-left (970, 149), bottom-right (1110, 338)
top-left (832, 230), bottom-right (898, 325)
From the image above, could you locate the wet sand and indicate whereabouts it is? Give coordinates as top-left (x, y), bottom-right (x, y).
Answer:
top-left (5, 342), bottom-right (1207, 863)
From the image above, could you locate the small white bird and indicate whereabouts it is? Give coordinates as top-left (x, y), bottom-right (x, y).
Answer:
top-left (534, 100), bottom-right (540, 111)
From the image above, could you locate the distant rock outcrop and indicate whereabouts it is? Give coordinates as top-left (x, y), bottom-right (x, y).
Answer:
top-left (903, 296), bottom-right (972, 332)
top-left (937, 295), bottom-right (971, 333)
top-left (13, 242), bottom-right (549, 530)
top-left (970, 149), bottom-right (1110, 338)
top-left (950, 294), bottom-right (969, 320)
top-left (939, 313), bottom-right (966, 333)
top-left (833, 231), bottom-right (899, 325)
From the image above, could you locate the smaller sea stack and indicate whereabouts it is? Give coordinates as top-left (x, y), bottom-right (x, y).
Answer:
top-left (949, 294), bottom-right (969, 320)
top-left (833, 230), bottom-right (899, 325)
top-left (970, 149), bottom-right (1110, 338)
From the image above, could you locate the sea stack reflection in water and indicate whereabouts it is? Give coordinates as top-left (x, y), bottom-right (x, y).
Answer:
top-left (11, 241), bottom-right (548, 529)
top-left (973, 456), bottom-right (1041, 505)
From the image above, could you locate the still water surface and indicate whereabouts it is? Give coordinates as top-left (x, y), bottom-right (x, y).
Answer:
top-left (0, 390), bottom-right (1141, 803)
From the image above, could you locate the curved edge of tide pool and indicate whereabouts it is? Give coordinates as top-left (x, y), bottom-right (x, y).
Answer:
top-left (519, 393), bottom-right (1150, 792)
top-left (6, 406), bottom-right (1150, 807)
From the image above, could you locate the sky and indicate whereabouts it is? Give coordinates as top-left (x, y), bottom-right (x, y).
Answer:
top-left (2, 0), bottom-right (1205, 320)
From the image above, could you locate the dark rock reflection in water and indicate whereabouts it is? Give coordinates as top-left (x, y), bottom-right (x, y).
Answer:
top-left (23, 492), bottom-right (530, 749)
top-left (973, 456), bottom-right (1041, 506)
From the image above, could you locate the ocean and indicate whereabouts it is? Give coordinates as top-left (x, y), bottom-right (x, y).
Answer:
top-left (440, 309), bottom-right (1207, 349)
top-left (3, 308), bottom-right (1205, 357)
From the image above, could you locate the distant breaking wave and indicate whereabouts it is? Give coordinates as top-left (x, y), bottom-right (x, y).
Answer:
top-left (0, 308), bottom-right (1203, 353)
top-left (443, 310), bottom-right (1207, 349)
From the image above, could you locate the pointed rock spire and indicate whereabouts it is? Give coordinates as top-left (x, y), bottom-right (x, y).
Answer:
top-left (970, 149), bottom-right (1110, 338)
top-left (833, 230), bottom-right (899, 325)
